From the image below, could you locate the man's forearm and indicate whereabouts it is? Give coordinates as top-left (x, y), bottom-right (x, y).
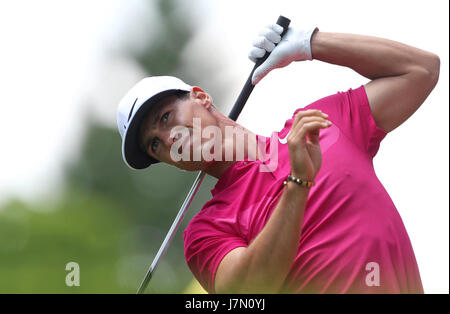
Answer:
top-left (311, 32), bottom-right (439, 80)
top-left (229, 184), bottom-right (309, 293)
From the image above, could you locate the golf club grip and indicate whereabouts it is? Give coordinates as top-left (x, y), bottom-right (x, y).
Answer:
top-left (228, 15), bottom-right (290, 121)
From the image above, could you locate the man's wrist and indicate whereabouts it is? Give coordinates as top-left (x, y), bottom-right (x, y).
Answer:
top-left (284, 180), bottom-right (311, 201)
top-left (303, 26), bottom-right (320, 61)
top-left (284, 174), bottom-right (315, 189)
top-left (310, 29), bottom-right (324, 60)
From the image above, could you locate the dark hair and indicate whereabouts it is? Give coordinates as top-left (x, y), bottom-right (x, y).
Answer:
top-left (173, 90), bottom-right (190, 100)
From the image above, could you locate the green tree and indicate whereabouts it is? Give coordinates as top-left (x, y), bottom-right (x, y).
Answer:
top-left (0, 0), bottom-right (220, 293)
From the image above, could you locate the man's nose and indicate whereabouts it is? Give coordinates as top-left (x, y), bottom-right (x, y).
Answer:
top-left (161, 130), bottom-right (181, 148)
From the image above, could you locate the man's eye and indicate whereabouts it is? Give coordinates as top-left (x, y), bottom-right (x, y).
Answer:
top-left (161, 112), bottom-right (169, 123)
top-left (151, 138), bottom-right (160, 153)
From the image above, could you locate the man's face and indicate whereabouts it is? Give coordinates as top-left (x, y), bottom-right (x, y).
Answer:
top-left (139, 87), bottom-right (220, 171)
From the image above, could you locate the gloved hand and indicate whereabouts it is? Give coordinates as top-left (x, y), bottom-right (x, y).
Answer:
top-left (249, 25), bottom-right (319, 84)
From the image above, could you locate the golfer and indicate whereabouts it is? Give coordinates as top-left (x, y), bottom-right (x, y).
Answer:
top-left (117, 24), bottom-right (440, 293)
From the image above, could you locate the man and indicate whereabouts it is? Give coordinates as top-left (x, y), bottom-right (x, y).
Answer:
top-left (117, 24), bottom-right (440, 293)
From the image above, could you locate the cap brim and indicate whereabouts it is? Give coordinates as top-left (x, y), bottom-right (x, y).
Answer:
top-left (122, 90), bottom-right (182, 169)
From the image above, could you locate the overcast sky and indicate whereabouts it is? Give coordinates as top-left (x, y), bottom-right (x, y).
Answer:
top-left (0, 0), bottom-right (448, 293)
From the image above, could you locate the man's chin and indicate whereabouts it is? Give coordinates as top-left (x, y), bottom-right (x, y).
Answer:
top-left (172, 159), bottom-right (218, 172)
top-left (202, 159), bottom-right (218, 169)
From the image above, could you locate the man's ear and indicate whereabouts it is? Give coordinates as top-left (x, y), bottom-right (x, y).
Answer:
top-left (190, 86), bottom-right (212, 110)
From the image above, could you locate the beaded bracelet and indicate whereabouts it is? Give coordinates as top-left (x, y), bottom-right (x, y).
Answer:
top-left (283, 174), bottom-right (315, 188)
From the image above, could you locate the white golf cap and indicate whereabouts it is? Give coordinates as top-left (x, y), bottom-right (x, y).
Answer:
top-left (117, 76), bottom-right (192, 169)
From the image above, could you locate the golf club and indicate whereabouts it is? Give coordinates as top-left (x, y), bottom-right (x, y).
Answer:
top-left (137, 15), bottom-right (291, 294)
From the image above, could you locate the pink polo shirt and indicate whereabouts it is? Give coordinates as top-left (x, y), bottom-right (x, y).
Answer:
top-left (183, 85), bottom-right (423, 294)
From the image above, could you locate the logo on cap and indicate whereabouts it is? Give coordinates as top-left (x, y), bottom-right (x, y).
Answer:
top-left (124, 98), bottom-right (138, 129)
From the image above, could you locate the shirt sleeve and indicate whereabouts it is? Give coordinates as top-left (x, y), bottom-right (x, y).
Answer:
top-left (183, 209), bottom-right (248, 294)
top-left (286, 85), bottom-right (387, 158)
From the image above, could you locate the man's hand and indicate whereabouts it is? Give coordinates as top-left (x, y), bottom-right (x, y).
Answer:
top-left (249, 25), bottom-right (319, 84)
top-left (287, 109), bottom-right (331, 181)
top-left (215, 109), bottom-right (329, 293)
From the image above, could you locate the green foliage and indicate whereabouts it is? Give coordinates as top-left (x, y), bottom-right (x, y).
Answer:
top-left (0, 193), bottom-right (131, 293)
top-left (0, 121), bottom-right (216, 293)
top-left (0, 0), bottom-right (222, 293)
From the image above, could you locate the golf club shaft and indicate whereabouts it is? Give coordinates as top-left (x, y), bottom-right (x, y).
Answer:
top-left (137, 171), bottom-right (206, 294)
top-left (137, 15), bottom-right (291, 294)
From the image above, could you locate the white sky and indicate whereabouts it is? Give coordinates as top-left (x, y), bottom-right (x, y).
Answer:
top-left (0, 0), bottom-right (448, 293)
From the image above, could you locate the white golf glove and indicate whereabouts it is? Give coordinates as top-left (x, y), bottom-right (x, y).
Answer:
top-left (249, 24), bottom-right (319, 84)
